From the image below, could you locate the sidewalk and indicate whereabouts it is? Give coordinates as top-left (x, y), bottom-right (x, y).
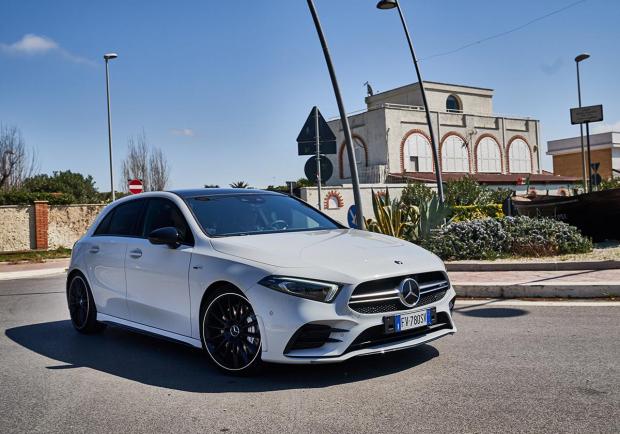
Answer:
top-left (0, 258), bottom-right (618, 298)
top-left (449, 269), bottom-right (620, 298)
top-left (0, 258), bottom-right (69, 281)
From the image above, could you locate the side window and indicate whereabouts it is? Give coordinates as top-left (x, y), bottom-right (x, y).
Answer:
top-left (142, 198), bottom-right (194, 245)
top-left (94, 209), bottom-right (115, 235)
top-left (95, 200), bottom-right (146, 237)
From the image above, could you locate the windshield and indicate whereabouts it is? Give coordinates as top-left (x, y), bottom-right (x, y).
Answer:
top-left (185, 194), bottom-right (341, 237)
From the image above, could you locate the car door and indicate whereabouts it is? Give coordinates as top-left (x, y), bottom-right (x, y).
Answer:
top-left (85, 199), bottom-right (147, 319)
top-left (124, 197), bottom-right (193, 336)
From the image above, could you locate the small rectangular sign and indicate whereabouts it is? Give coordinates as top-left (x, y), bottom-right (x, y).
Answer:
top-left (570, 105), bottom-right (603, 125)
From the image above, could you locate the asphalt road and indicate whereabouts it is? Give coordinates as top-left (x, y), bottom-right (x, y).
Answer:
top-left (0, 275), bottom-right (618, 433)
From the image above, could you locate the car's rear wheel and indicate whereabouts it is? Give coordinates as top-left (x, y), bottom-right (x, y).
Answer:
top-left (67, 274), bottom-right (105, 334)
top-left (201, 290), bottom-right (262, 374)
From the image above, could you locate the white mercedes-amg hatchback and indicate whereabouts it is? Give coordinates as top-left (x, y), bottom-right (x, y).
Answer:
top-left (67, 189), bottom-right (456, 373)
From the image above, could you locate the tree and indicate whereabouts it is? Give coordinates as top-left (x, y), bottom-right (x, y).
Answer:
top-left (121, 131), bottom-right (170, 192)
top-left (0, 125), bottom-right (37, 190)
top-left (21, 170), bottom-right (100, 203)
top-left (229, 181), bottom-right (250, 189)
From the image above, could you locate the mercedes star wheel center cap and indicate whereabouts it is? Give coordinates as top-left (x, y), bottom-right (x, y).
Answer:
top-left (229, 324), bottom-right (240, 337)
top-left (398, 278), bottom-right (421, 308)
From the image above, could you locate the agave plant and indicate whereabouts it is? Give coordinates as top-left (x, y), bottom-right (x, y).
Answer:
top-left (366, 189), bottom-right (419, 239)
top-left (417, 195), bottom-right (451, 240)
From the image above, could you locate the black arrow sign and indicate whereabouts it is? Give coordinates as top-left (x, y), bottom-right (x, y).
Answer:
top-left (296, 106), bottom-right (337, 155)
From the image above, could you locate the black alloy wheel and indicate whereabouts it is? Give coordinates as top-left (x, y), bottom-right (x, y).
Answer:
top-left (202, 292), bottom-right (262, 373)
top-left (67, 274), bottom-right (105, 334)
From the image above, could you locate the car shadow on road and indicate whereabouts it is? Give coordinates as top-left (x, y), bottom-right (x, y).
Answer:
top-left (5, 320), bottom-right (439, 393)
top-left (457, 307), bottom-right (528, 318)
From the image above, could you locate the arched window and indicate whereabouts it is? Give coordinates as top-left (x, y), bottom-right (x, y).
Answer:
top-left (476, 137), bottom-right (502, 173)
top-left (403, 132), bottom-right (433, 172)
top-left (441, 135), bottom-right (470, 172)
top-left (508, 138), bottom-right (532, 173)
top-left (340, 136), bottom-right (367, 179)
top-left (446, 95), bottom-right (461, 112)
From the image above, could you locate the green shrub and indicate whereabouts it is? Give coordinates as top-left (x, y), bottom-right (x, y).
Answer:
top-left (0, 191), bottom-right (76, 205)
top-left (452, 204), bottom-right (504, 222)
top-left (422, 218), bottom-right (508, 260)
top-left (502, 216), bottom-right (592, 257)
top-left (400, 182), bottom-right (434, 208)
top-left (423, 216), bottom-right (592, 261)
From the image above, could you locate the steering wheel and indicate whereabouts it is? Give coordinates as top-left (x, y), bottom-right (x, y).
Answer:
top-left (270, 219), bottom-right (288, 231)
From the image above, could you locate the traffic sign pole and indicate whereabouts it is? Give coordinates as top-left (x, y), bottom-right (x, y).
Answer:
top-left (315, 106), bottom-right (322, 210)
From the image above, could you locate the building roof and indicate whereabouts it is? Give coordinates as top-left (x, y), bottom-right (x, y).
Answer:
top-left (368, 81), bottom-right (494, 100)
top-left (387, 172), bottom-right (580, 185)
top-left (547, 131), bottom-right (619, 155)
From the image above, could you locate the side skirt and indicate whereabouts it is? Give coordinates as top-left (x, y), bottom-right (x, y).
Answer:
top-left (97, 313), bottom-right (203, 349)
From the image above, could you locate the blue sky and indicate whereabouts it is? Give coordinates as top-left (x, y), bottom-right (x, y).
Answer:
top-left (1, 0), bottom-right (618, 190)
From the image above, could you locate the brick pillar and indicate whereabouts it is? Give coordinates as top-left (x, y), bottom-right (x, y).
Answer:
top-left (34, 200), bottom-right (49, 250)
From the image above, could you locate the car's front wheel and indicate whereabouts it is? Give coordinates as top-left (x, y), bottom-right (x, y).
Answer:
top-left (201, 290), bottom-right (262, 374)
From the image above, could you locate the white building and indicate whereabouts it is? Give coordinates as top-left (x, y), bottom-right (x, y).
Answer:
top-left (300, 82), bottom-right (579, 224)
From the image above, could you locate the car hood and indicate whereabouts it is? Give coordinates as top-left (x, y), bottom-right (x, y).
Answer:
top-left (209, 229), bottom-right (444, 281)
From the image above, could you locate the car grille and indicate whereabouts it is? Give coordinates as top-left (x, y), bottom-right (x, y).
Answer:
top-left (348, 271), bottom-right (450, 314)
top-left (345, 312), bottom-right (452, 354)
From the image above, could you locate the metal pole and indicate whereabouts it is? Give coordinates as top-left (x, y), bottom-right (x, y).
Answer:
top-left (393, 0), bottom-right (444, 203)
top-left (105, 60), bottom-right (115, 201)
top-left (315, 106), bottom-right (322, 210)
top-left (307, 0), bottom-right (364, 229)
top-left (585, 122), bottom-right (593, 191)
top-left (576, 61), bottom-right (587, 192)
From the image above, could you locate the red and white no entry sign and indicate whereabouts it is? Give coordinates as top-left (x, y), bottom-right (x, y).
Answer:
top-left (128, 179), bottom-right (144, 194)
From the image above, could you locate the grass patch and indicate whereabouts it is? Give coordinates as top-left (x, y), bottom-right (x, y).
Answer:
top-left (0, 247), bottom-right (72, 264)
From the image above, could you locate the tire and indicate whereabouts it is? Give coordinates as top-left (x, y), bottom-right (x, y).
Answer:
top-left (67, 273), bottom-right (106, 334)
top-left (200, 288), bottom-right (263, 374)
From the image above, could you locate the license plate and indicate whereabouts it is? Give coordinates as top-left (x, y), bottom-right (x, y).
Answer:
top-left (396, 309), bottom-right (430, 332)
top-left (383, 308), bottom-right (436, 333)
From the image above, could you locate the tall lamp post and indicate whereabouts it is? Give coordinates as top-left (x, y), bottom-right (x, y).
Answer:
top-left (307, 0), bottom-right (365, 229)
top-left (376, 0), bottom-right (444, 203)
top-left (104, 52), bottom-right (118, 201)
top-left (575, 53), bottom-right (590, 192)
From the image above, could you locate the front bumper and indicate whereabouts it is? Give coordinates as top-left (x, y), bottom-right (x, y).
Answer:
top-left (245, 283), bottom-right (457, 364)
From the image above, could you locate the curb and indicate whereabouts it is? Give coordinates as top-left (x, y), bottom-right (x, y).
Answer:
top-left (0, 268), bottom-right (67, 281)
top-left (454, 283), bottom-right (620, 298)
top-left (446, 260), bottom-right (620, 272)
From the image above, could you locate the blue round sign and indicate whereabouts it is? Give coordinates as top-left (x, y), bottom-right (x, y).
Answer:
top-left (347, 205), bottom-right (357, 229)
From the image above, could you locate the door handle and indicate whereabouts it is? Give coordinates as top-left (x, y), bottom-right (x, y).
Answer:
top-left (89, 246), bottom-right (100, 254)
top-left (129, 248), bottom-right (142, 258)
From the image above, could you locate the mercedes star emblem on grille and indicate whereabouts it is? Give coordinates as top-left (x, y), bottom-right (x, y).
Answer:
top-left (398, 278), bottom-right (421, 308)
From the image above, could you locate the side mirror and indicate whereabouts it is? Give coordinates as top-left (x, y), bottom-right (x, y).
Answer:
top-left (148, 227), bottom-right (180, 248)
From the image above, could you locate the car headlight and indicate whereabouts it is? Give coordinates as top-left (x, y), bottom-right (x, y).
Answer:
top-left (258, 276), bottom-right (342, 303)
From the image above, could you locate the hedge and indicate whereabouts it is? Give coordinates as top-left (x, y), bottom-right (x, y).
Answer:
top-left (423, 216), bottom-right (592, 260)
top-left (451, 204), bottom-right (504, 222)
top-left (0, 191), bottom-right (77, 205)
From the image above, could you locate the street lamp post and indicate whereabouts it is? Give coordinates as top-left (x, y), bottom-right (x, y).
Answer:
top-left (104, 52), bottom-right (118, 201)
top-left (376, 0), bottom-right (444, 203)
top-left (575, 53), bottom-right (590, 193)
top-left (307, 0), bottom-right (365, 229)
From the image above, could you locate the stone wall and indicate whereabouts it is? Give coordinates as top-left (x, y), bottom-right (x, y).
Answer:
top-left (0, 203), bottom-right (106, 252)
top-left (48, 204), bottom-right (106, 249)
top-left (0, 205), bottom-right (35, 251)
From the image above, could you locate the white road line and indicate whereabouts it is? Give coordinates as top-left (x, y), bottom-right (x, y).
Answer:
top-left (0, 268), bottom-right (67, 281)
top-left (456, 299), bottom-right (620, 307)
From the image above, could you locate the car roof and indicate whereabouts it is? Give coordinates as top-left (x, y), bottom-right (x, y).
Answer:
top-left (168, 188), bottom-right (283, 199)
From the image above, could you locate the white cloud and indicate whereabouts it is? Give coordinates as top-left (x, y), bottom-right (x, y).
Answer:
top-left (0, 33), bottom-right (94, 66)
top-left (171, 128), bottom-right (195, 137)
top-left (3, 34), bottom-right (58, 54)
top-left (593, 120), bottom-right (620, 134)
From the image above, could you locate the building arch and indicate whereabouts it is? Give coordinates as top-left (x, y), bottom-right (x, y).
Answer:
top-left (338, 135), bottom-right (369, 179)
top-left (439, 131), bottom-right (470, 173)
top-left (400, 129), bottom-right (434, 173)
top-left (507, 135), bottom-right (534, 173)
top-left (446, 94), bottom-right (462, 112)
top-left (475, 134), bottom-right (503, 173)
